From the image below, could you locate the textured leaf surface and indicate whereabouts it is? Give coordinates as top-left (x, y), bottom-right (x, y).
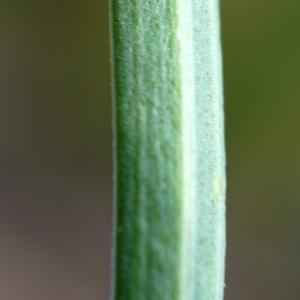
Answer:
top-left (111, 0), bottom-right (225, 299)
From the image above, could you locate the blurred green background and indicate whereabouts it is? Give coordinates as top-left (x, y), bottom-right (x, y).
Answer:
top-left (0, 0), bottom-right (299, 299)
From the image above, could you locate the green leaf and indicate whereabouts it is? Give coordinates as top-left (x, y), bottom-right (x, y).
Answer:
top-left (111, 0), bottom-right (226, 299)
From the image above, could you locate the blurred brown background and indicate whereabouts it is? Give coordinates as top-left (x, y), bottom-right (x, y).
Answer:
top-left (0, 0), bottom-right (299, 299)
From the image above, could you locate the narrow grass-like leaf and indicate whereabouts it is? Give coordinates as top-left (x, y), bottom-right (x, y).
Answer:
top-left (111, 0), bottom-right (226, 299)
